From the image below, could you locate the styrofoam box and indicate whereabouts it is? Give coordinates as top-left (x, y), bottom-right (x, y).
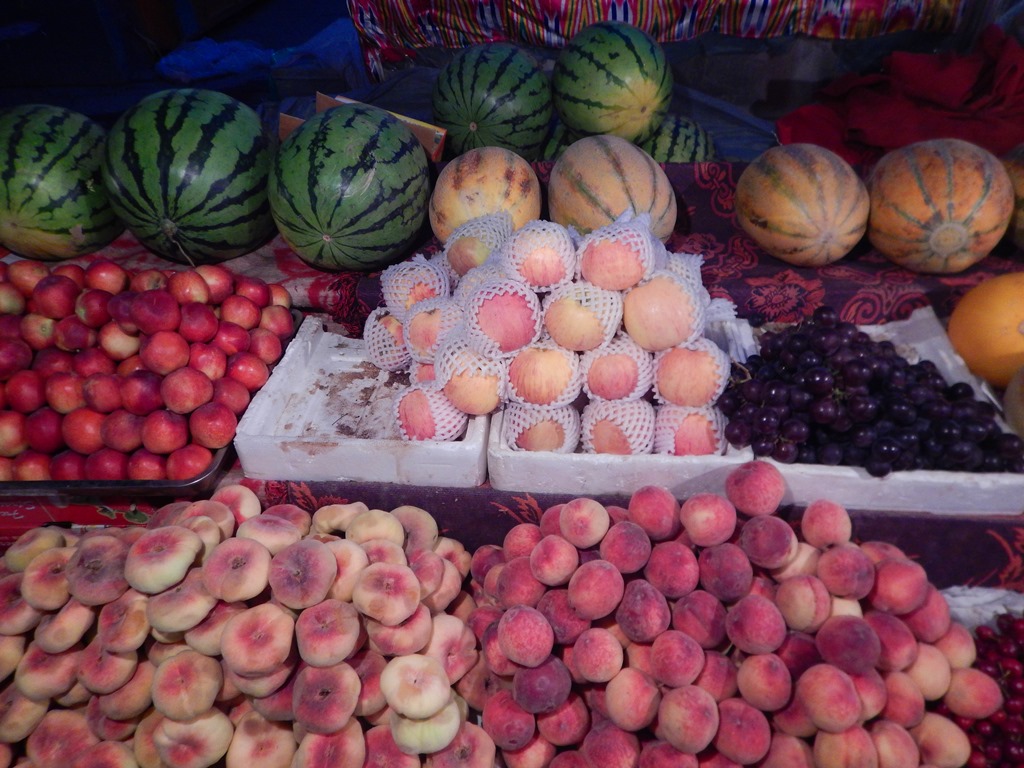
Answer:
top-left (235, 316), bottom-right (488, 486)
top-left (488, 307), bottom-right (1024, 515)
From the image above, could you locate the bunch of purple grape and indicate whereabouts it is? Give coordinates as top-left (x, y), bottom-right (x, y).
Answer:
top-left (717, 306), bottom-right (1024, 477)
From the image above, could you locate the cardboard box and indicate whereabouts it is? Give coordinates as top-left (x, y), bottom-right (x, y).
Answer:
top-left (235, 316), bottom-right (488, 486)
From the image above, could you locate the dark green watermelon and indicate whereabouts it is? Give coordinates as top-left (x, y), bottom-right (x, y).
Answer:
top-left (269, 104), bottom-right (430, 272)
top-left (0, 105), bottom-right (123, 260)
top-left (432, 43), bottom-right (553, 161)
top-left (638, 114), bottom-right (717, 163)
top-left (552, 21), bottom-right (672, 144)
top-left (538, 119), bottom-right (582, 162)
top-left (101, 88), bottom-right (275, 264)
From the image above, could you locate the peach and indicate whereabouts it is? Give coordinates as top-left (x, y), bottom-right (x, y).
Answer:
top-left (599, 521), bottom-right (652, 575)
top-left (0, 681), bottom-right (50, 743)
top-left (97, 657), bottom-right (156, 721)
top-left (881, 670), bottom-right (925, 728)
top-left (671, 589), bottom-right (727, 648)
top-left (646, 629), bottom-right (702, 688)
top-left (494, 555), bottom-right (547, 610)
top-left (904, 642), bottom-right (951, 701)
top-left (32, 596), bottom-right (95, 653)
top-left (655, 684), bottom-right (719, 754)
top-left (151, 647), bottom-right (223, 721)
top-left (864, 610), bottom-right (920, 671)
top-left (816, 542), bottom-right (875, 599)
top-left (572, 627), bottom-right (624, 684)
top-left (639, 540), bottom-right (697, 600)
top-left (868, 719), bottom-right (920, 768)
top-left (772, 694), bottom-right (818, 739)
top-left (25, 708), bottom-right (100, 768)
top-left (379, 652), bottom-right (452, 721)
top-left (812, 725), bottom-right (878, 768)
top-left (622, 485), bottom-right (679, 542)
top-left (323, 537), bottom-right (370, 602)
top-left (497, 605), bottom-right (555, 669)
top-left (512, 654), bottom-right (573, 714)
top-left (426, 720), bottom-right (497, 768)
top-left (409, 547), bottom-right (446, 599)
top-left (295, 598), bottom-right (364, 666)
top-left (736, 652), bottom-right (791, 712)
top-left (124, 524), bottom-right (204, 594)
top-left (76, 635), bottom-right (138, 695)
top-left (13, 640), bottom-right (80, 702)
top-left (909, 712), bottom-right (970, 768)
top-left (292, 662), bottom-right (361, 735)
top-left (346, 648), bottom-right (386, 719)
top-left (814, 614), bottom-right (882, 675)
top-left (352, 561), bottom-right (422, 627)
top-left (723, 459), bottom-right (787, 517)
top-left (794, 663), bottom-right (863, 733)
top-left (292, 717), bottom-right (367, 768)
top-left (697, 542), bottom-right (753, 603)
top-left (737, 514), bottom-right (798, 570)
top-left (502, 522), bottom-right (543, 559)
top-left (799, 498), bottom-right (852, 548)
top-left (4, 526), bottom-right (66, 572)
top-left (605, 667), bottom-right (660, 732)
top-left (201, 535), bottom-right (271, 603)
top-left (482, 687), bottom-right (536, 752)
top-left (152, 708), bottom-right (234, 768)
top-left (528, 534), bottom-right (579, 587)
top-left (455, 653), bottom-right (510, 713)
top-left (851, 668), bottom-right (888, 721)
top-left (268, 538), bottom-right (338, 610)
top-left (224, 653), bottom-right (297, 699)
top-left (145, 567), bottom-right (217, 635)
top-left (615, 578), bottom-right (671, 644)
top-left (0, 635), bottom-right (25, 682)
top-left (535, 691), bottom-right (590, 748)
top-left (933, 621), bottom-right (976, 669)
top-left (235, 514), bottom-right (302, 555)
top-left (536, 588), bottom-right (591, 646)
top-left (65, 533), bottom-right (130, 606)
top-left (559, 496), bottom-right (610, 549)
top-left (421, 612), bottom-right (479, 685)
top-left (220, 602), bottom-right (296, 678)
top-left (943, 666), bottom-right (1004, 718)
top-left (210, 482), bottom-right (263, 525)
top-left (899, 585), bottom-right (951, 643)
top-left (678, 492), bottom-right (736, 547)
top-left (19, 545), bottom-right (74, 611)
top-left (579, 721), bottom-right (641, 768)
top-left (357, 724), bottom-right (413, 768)
top-left (868, 557), bottom-right (929, 615)
top-left (345, 508), bottom-right (406, 547)
top-left (713, 697), bottom-right (771, 765)
top-left (724, 593), bottom-right (787, 655)
top-left (225, 709), bottom-right (297, 768)
top-left (774, 574), bottom-right (830, 634)
top-left (362, 537), bottom-right (408, 566)
top-left (769, 541), bottom-right (821, 580)
top-left (567, 559), bottom-right (624, 620)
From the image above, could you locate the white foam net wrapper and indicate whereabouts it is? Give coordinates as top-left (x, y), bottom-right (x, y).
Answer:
top-left (461, 277), bottom-right (543, 359)
top-left (653, 404), bottom-right (727, 456)
top-left (403, 296), bottom-right (465, 363)
top-left (452, 261), bottom-right (508, 306)
top-left (506, 338), bottom-right (583, 408)
top-left (542, 280), bottom-right (623, 352)
top-left (435, 336), bottom-right (509, 402)
top-left (363, 306), bottom-right (412, 372)
top-left (409, 360), bottom-right (437, 385)
top-left (380, 254), bottom-right (451, 321)
top-left (580, 331), bottom-right (655, 401)
top-left (502, 402), bottom-right (582, 453)
top-left (501, 219), bottom-right (578, 292)
top-left (441, 211), bottom-right (515, 282)
top-left (623, 270), bottom-right (710, 351)
top-left (576, 216), bottom-right (658, 290)
top-left (393, 382), bottom-right (468, 442)
top-left (653, 336), bottom-right (732, 407)
top-left (581, 398), bottom-right (657, 455)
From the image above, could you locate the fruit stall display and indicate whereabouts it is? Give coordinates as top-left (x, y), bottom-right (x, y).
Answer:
top-left (0, 460), bottom-right (1016, 768)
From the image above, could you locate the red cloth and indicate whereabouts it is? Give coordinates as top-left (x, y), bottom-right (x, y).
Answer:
top-left (776, 25), bottom-right (1024, 165)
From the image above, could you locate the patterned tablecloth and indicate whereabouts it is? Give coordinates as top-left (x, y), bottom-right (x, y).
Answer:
top-left (2, 161), bottom-right (1023, 589)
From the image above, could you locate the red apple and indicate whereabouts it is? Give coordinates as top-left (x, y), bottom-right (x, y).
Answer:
top-left (61, 406), bottom-right (106, 454)
top-left (195, 264), bottom-right (234, 303)
top-left (51, 263), bottom-right (85, 287)
top-left (117, 355), bottom-right (147, 377)
top-left (0, 282), bottom-right (26, 315)
top-left (119, 369), bottom-right (164, 416)
top-left (84, 259), bottom-right (130, 294)
top-left (31, 347), bottom-right (74, 378)
top-left (141, 409), bottom-right (189, 454)
top-left (247, 328), bottom-right (283, 366)
top-left (24, 407), bottom-right (65, 453)
top-left (212, 376), bottom-right (250, 416)
top-left (268, 283), bottom-right (291, 308)
top-left (51, 449), bottom-right (87, 480)
top-left (5, 369), bottom-right (46, 413)
top-left (0, 337), bottom-right (33, 379)
top-left (259, 305), bottom-right (295, 339)
top-left (107, 290), bottom-right (139, 333)
top-left (188, 401), bottom-right (237, 450)
top-left (75, 288), bottom-right (113, 328)
top-left (189, 342), bottom-right (227, 381)
top-left (129, 268), bottom-right (167, 292)
top-left (84, 447), bottom-right (129, 481)
top-left (178, 302), bottom-right (219, 343)
top-left (54, 315), bottom-right (97, 352)
top-left (166, 443), bottom-right (213, 480)
top-left (226, 351), bottom-right (269, 392)
top-left (212, 321), bottom-right (250, 356)
top-left (0, 410), bottom-right (28, 457)
top-left (234, 275), bottom-right (271, 308)
top-left (19, 313), bottom-right (56, 351)
top-left (8, 260), bottom-right (51, 297)
top-left (160, 366), bottom-right (214, 414)
top-left (72, 347), bottom-right (117, 378)
top-left (13, 449), bottom-right (51, 480)
top-left (131, 289), bottom-right (181, 335)
top-left (167, 269), bottom-right (212, 305)
top-left (0, 314), bottom-right (22, 340)
top-left (101, 409), bottom-right (145, 452)
top-left (127, 448), bottom-right (166, 480)
top-left (140, 330), bottom-right (190, 375)
top-left (98, 321), bottom-right (141, 361)
top-left (44, 371), bottom-right (85, 413)
top-left (30, 274), bottom-right (80, 319)
top-left (219, 295), bottom-right (261, 330)
top-left (83, 372), bottom-right (124, 413)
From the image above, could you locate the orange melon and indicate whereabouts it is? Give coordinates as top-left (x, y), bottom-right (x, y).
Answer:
top-left (547, 135), bottom-right (677, 242)
top-left (946, 272), bottom-right (1024, 388)
top-left (734, 143), bottom-right (869, 267)
top-left (867, 138), bottom-right (1014, 274)
top-left (428, 147), bottom-right (541, 244)
top-left (1001, 143), bottom-right (1024, 251)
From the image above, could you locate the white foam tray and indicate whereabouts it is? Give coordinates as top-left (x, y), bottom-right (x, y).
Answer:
top-left (235, 316), bottom-right (488, 487)
top-left (487, 308), bottom-right (1024, 515)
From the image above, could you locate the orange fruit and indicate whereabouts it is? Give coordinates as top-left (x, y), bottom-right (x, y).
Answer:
top-left (946, 272), bottom-right (1024, 388)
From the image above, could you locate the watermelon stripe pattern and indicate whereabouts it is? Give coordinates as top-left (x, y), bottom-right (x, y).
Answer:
top-left (432, 43), bottom-right (553, 161)
top-left (0, 105), bottom-right (123, 259)
top-left (638, 115), bottom-right (717, 163)
top-left (552, 21), bottom-right (673, 143)
top-left (270, 104), bottom-right (430, 272)
top-left (102, 89), bottom-right (275, 264)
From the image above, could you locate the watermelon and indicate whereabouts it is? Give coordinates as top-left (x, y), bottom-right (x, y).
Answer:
top-left (638, 114), bottom-right (717, 163)
top-left (432, 43), bottom-right (553, 161)
top-left (538, 120), bottom-right (581, 162)
top-left (552, 21), bottom-right (673, 144)
top-left (0, 105), bottom-right (123, 260)
top-left (269, 104), bottom-right (430, 272)
top-left (101, 88), bottom-right (275, 265)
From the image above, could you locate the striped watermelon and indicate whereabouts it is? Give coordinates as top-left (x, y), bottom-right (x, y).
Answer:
top-left (538, 120), bottom-right (581, 162)
top-left (638, 114), bottom-right (717, 163)
top-left (432, 43), bottom-right (553, 161)
top-left (552, 21), bottom-right (672, 144)
top-left (101, 88), bottom-right (275, 265)
top-left (269, 104), bottom-right (430, 272)
top-left (0, 105), bottom-right (123, 260)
